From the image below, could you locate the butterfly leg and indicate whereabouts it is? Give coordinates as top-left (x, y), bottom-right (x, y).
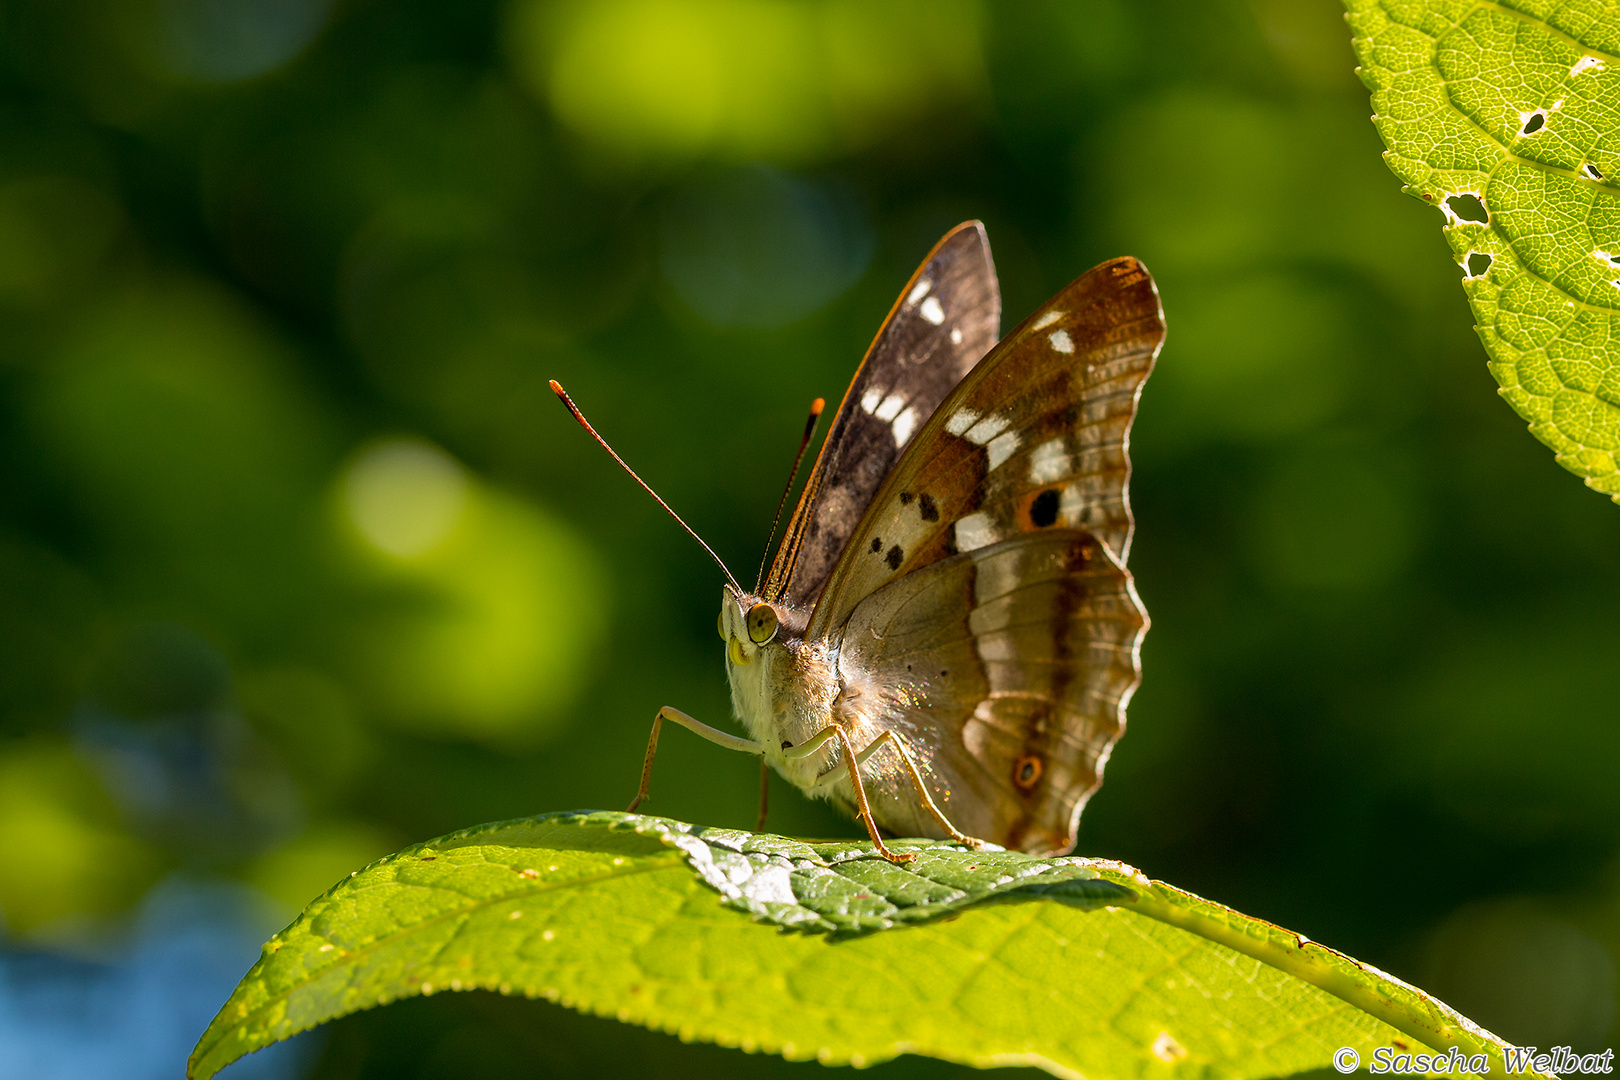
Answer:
top-left (786, 725), bottom-right (915, 864)
top-left (871, 731), bottom-right (986, 850)
top-left (805, 731), bottom-right (983, 850)
top-left (628, 706), bottom-right (764, 814)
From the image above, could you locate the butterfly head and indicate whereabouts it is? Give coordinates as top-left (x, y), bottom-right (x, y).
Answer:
top-left (717, 587), bottom-right (785, 668)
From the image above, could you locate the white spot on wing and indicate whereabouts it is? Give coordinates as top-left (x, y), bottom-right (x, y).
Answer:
top-left (1573, 56), bottom-right (1605, 75)
top-left (892, 406), bottom-right (917, 446)
top-left (945, 409), bottom-right (979, 436)
top-left (965, 413), bottom-right (1010, 446)
top-left (907, 279), bottom-right (931, 305)
top-left (874, 393), bottom-right (906, 422)
top-left (1049, 329), bottom-right (1074, 353)
top-left (861, 388), bottom-right (883, 414)
top-left (987, 429), bottom-right (1021, 471)
top-left (1059, 482), bottom-right (1104, 530)
top-left (919, 296), bottom-right (945, 325)
top-left (954, 512), bottom-right (996, 552)
top-left (950, 327), bottom-right (963, 345)
top-left (1031, 310), bottom-right (1063, 330)
top-left (1029, 437), bottom-right (1069, 485)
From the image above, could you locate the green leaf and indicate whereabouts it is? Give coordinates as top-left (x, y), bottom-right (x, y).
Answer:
top-left (189, 811), bottom-right (1540, 1080)
top-left (1346, 0), bottom-right (1620, 502)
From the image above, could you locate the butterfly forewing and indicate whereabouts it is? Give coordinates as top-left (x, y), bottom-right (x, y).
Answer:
top-left (835, 531), bottom-right (1146, 852)
top-left (764, 222), bottom-right (1000, 609)
top-left (808, 257), bottom-right (1163, 638)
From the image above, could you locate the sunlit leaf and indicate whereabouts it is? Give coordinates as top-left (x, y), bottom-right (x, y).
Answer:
top-left (1346, 0), bottom-right (1620, 502)
top-left (190, 812), bottom-right (1534, 1080)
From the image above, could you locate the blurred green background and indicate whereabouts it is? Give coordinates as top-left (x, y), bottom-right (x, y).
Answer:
top-left (0, 0), bottom-right (1616, 1076)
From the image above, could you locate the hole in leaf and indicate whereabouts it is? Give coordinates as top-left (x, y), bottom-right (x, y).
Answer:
top-left (1522, 111), bottom-right (1546, 135)
top-left (1465, 252), bottom-right (1493, 278)
top-left (1584, 163), bottom-right (1605, 181)
top-left (1445, 194), bottom-right (1488, 223)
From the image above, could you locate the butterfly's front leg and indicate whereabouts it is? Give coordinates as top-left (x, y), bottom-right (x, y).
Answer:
top-left (628, 706), bottom-right (764, 814)
top-left (785, 725), bottom-right (916, 864)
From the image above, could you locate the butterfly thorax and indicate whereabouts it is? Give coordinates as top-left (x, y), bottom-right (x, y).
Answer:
top-left (718, 590), bottom-right (844, 789)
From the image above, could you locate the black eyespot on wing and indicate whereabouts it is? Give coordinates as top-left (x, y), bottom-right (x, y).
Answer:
top-left (899, 491), bottom-right (914, 505)
top-left (885, 545), bottom-right (903, 570)
top-left (871, 537), bottom-right (882, 553)
top-left (1030, 488), bottom-right (1060, 528)
top-left (917, 492), bottom-right (939, 522)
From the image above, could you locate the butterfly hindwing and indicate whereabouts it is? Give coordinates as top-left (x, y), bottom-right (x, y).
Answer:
top-left (764, 222), bottom-right (1000, 609)
top-left (834, 530), bottom-right (1146, 853)
top-left (807, 257), bottom-right (1163, 639)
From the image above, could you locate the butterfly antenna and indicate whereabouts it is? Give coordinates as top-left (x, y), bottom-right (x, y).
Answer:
top-left (753, 397), bottom-right (825, 593)
top-left (550, 380), bottom-right (744, 594)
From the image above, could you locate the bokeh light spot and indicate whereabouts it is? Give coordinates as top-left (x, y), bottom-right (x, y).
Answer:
top-left (0, 742), bottom-right (159, 938)
top-left (343, 439), bottom-right (469, 559)
top-left (337, 452), bottom-right (608, 746)
top-left (659, 165), bottom-right (872, 327)
top-left (512, 0), bottom-right (985, 163)
top-left (153, 0), bottom-right (334, 83)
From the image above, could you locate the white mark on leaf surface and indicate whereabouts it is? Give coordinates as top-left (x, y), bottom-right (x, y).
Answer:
top-left (1152, 1032), bottom-right (1188, 1063)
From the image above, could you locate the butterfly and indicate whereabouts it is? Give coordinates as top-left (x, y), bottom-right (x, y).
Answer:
top-left (552, 222), bottom-right (1164, 862)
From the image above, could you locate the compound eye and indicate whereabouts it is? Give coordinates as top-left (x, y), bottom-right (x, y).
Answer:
top-left (717, 611), bottom-right (727, 641)
top-left (746, 603), bottom-right (779, 645)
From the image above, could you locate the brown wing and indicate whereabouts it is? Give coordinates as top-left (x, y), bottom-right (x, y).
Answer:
top-left (762, 222), bottom-right (1000, 609)
top-left (807, 257), bottom-right (1163, 641)
top-left (834, 530), bottom-right (1145, 854)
